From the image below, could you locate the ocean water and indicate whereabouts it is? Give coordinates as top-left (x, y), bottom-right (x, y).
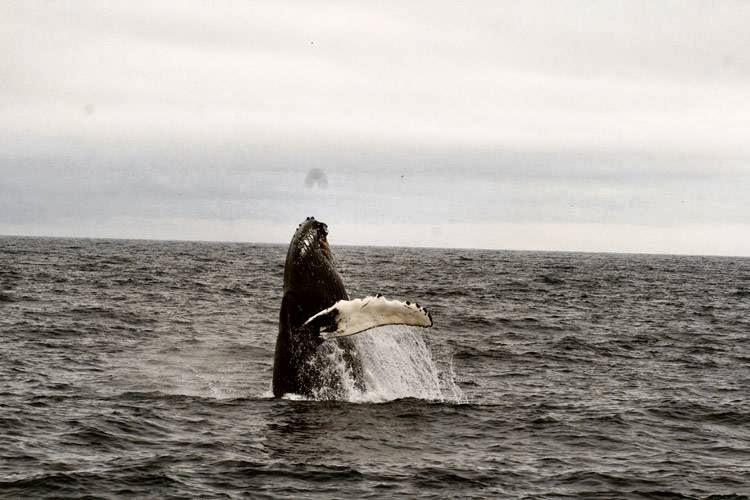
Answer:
top-left (1, 236), bottom-right (749, 499)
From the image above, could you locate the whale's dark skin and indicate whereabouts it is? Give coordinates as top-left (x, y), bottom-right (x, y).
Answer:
top-left (272, 217), bottom-right (361, 398)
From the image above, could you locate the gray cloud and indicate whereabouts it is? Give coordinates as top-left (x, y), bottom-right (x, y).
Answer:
top-left (4, 1), bottom-right (750, 152)
top-left (2, 141), bottom-right (747, 228)
top-left (2, 1), bottom-right (750, 254)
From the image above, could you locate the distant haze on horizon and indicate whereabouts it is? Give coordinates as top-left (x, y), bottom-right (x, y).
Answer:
top-left (2, 1), bottom-right (750, 256)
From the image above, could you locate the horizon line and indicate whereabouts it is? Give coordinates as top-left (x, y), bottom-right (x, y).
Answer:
top-left (2, 232), bottom-right (748, 260)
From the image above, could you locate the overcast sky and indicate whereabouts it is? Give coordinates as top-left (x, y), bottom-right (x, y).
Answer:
top-left (2, 1), bottom-right (749, 255)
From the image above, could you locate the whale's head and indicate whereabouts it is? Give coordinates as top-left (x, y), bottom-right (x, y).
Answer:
top-left (283, 216), bottom-right (335, 291)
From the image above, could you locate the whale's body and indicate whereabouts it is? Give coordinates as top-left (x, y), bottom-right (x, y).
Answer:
top-left (272, 217), bottom-right (432, 398)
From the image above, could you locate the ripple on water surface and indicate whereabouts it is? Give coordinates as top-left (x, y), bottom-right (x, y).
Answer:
top-left (1, 237), bottom-right (749, 498)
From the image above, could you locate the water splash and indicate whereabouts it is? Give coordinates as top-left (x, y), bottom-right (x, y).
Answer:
top-left (325, 326), bottom-right (465, 403)
top-left (119, 327), bottom-right (461, 404)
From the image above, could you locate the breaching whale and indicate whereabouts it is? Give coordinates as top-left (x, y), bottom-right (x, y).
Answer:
top-left (272, 217), bottom-right (433, 398)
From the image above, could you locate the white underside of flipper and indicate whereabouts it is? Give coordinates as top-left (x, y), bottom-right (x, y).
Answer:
top-left (304, 295), bottom-right (433, 340)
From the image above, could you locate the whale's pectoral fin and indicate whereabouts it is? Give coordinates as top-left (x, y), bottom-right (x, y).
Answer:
top-left (303, 295), bottom-right (433, 340)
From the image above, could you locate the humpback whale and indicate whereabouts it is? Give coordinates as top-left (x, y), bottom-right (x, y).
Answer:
top-left (272, 217), bottom-right (433, 398)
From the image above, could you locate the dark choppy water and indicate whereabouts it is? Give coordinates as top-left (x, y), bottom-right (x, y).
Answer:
top-left (1, 236), bottom-right (749, 499)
